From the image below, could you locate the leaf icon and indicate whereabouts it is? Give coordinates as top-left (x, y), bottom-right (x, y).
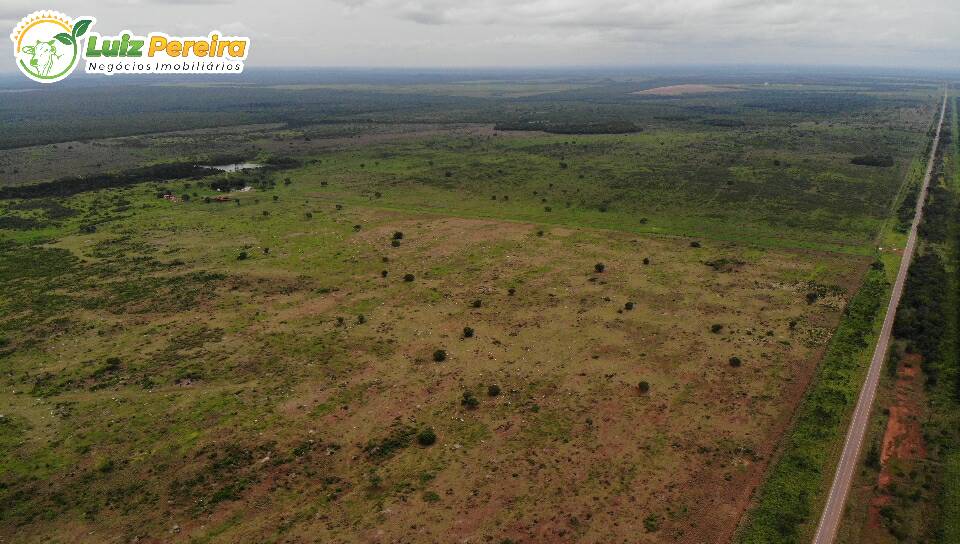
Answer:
top-left (54, 33), bottom-right (74, 46)
top-left (72, 19), bottom-right (92, 38)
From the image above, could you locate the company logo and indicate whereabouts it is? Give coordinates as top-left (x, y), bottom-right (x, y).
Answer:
top-left (10, 10), bottom-right (250, 84)
top-left (10, 11), bottom-right (92, 83)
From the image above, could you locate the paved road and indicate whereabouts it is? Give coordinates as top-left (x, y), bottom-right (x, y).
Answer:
top-left (811, 88), bottom-right (948, 544)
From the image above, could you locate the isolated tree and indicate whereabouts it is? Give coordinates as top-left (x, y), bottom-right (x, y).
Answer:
top-left (393, 231), bottom-right (404, 240)
top-left (594, 262), bottom-right (606, 273)
top-left (237, 251), bottom-right (248, 261)
top-left (487, 384), bottom-right (501, 397)
top-left (404, 273), bottom-right (415, 282)
top-left (711, 324), bottom-right (723, 333)
top-left (729, 356), bottom-right (742, 368)
top-left (433, 349), bottom-right (447, 362)
top-left (624, 302), bottom-right (635, 311)
top-left (638, 381), bottom-right (650, 394)
top-left (463, 327), bottom-right (475, 338)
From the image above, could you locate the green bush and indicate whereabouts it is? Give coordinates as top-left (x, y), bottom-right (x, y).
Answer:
top-left (461, 391), bottom-right (479, 409)
top-left (417, 428), bottom-right (437, 446)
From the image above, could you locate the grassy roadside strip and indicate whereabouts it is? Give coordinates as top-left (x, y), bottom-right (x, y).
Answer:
top-left (735, 97), bottom-right (944, 544)
top-left (735, 266), bottom-right (888, 543)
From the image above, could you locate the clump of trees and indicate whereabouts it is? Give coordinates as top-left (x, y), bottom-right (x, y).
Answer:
top-left (851, 154), bottom-right (894, 167)
top-left (0, 162), bottom-right (213, 199)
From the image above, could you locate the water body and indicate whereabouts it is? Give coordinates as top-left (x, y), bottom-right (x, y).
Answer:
top-left (203, 163), bottom-right (262, 172)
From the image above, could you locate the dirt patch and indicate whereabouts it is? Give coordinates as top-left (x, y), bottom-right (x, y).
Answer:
top-left (634, 84), bottom-right (744, 96)
top-left (869, 353), bottom-right (926, 528)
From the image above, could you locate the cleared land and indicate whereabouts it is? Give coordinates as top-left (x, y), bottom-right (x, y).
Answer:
top-left (0, 74), bottom-right (944, 543)
top-left (635, 84), bottom-right (744, 96)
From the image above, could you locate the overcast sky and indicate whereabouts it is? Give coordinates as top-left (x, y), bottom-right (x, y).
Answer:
top-left (2, 0), bottom-right (958, 72)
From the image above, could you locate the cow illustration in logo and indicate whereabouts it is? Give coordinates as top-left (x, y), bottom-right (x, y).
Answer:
top-left (10, 11), bottom-right (94, 83)
top-left (21, 39), bottom-right (61, 76)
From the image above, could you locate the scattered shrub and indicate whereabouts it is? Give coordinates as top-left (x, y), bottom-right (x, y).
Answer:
top-left (404, 273), bottom-right (415, 282)
top-left (461, 391), bottom-right (479, 409)
top-left (392, 231), bottom-right (404, 240)
top-left (433, 349), bottom-right (447, 362)
top-left (711, 324), bottom-right (723, 333)
top-left (624, 302), bottom-right (635, 311)
top-left (638, 381), bottom-right (650, 394)
top-left (594, 263), bottom-right (605, 273)
top-left (729, 356), bottom-right (742, 368)
top-left (487, 384), bottom-right (501, 397)
top-left (463, 327), bottom-right (474, 338)
top-left (417, 428), bottom-right (437, 446)
top-left (471, 299), bottom-right (482, 308)
top-left (690, 241), bottom-right (701, 248)
top-left (237, 251), bottom-right (248, 260)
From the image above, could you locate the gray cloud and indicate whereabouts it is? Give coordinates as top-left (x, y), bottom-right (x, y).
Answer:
top-left (1, 0), bottom-right (957, 72)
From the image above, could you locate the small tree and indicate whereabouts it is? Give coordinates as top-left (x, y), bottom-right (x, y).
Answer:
top-left (638, 381), bottom-right (650, 394)
top-left (643, 257), bottom-right (650, 265)
top-left (487, 384), bottom-right (501, 397)
top-left (594, 263), bottom-right (605, 273)
top-left (237, 251), bottom-right (248, 261)
top-left (463, 327), bottom-right (474, 338)
top-left (392, 231), bottom-right (404, 240)
top-left (471, 299), bottom-right (482, 308)
top-left (381, 270), bottom-right (388, 278)
top-left (404, 273), bottom-right (415, 282)
top-left (690, 241), bottom-right (701, 248)
top-left (624, 302), bottom-right (635, 311)
top-left (711, 324), bottom-right (723, 333)
top-left (729, 356), bottom-right (742, 368)
top-left (433, 349), bottom-right (447, 362)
